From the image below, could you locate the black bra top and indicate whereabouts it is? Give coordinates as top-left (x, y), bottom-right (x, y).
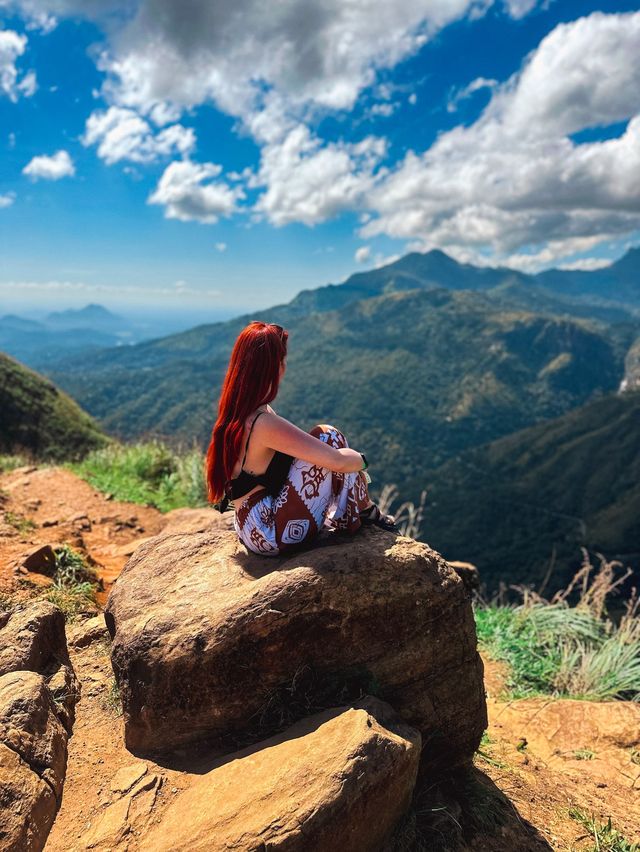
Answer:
top-left (224, 411), bottom-right (293, 502)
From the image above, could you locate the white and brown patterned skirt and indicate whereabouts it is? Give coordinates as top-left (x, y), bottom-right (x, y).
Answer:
top-left (233, 424), bottom-right (370, 555)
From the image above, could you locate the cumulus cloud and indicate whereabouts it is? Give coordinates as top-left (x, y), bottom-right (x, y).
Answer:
top-left (81, 106), bottom-right (195, 164)
top-left (5, 1), bottom-right (633, 269)
top-left (148, 159), bottom-right (243, 223)
top-left (361, 10), bottom-right (640, 270)
top-left (355, 246), bottom-right (371, 263)
top-left (214, 242), bottom-right (226, 252)
top-left (0, 29), bottom-right (37, 101)
top-left (7, 0), bottom-right (505, 226)
top-left (0, 191), bottom-right (16, 207)
top-left (251, 126), bottom-right (386, 227)
top-left (22, 149), bottom-right (75, 180)
top-left (88, 0), bottom-right (489, 124)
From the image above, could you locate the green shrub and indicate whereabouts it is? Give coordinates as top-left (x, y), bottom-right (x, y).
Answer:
top-left (569, 809), bottom-right (639, 852)
top-left (43, 545), bottom-right (99, 622)
top-left (3, 510), bottom-right (36, 535)
top-left (69, 440), bottom-right (207, 511)
top-left (0, 454), bottom-right (30, 473)
top-left (475, 551), bottom-right (640, 701)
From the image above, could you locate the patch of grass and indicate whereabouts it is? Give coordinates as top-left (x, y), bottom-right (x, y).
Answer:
top-left (101, 679), bottom-right (123, 718)
top-left (387, 768), bottom-right (516, 852)
top-left (569, 808), bottom-right (639, 852)
top-left (475, 550), bottom-right (640, 701)
top-left (0, 454), bottom-right (30, 473)
top-left (69, 440), bottom-right (207, 511)
top-left (43, 545), bottom-right (99, 622)
top-left (0, 592), bottom-right (16, 612)
top-left (3, 510), bottom-right (36, 535)
top-left (571, 748), bottom-right (595, 761)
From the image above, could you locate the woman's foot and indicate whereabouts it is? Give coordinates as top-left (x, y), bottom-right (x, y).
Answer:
top-left (360, 503), bottom-right (398, 532)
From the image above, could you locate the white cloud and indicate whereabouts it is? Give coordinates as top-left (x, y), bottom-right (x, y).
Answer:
top-left (369, 101), bottom-right (398, 118)
top-left (87, 0), bottom-right (488, 126)
top-left (374, 252), bottom-right (401, 268)
top-left (0, 28), bottom-right (37, 102)
top-left (556, 257), bottom-right (613, 271)
top-left (214, 242), bottom-right (226, 252)
top-left (447, 76), bottom-right (497, 112)
top-left (252, 125), bottom-right (386, 226)
top-left (0, 191), bottom-right (16, 207)
top-left (148, 159), bottom-right (243, 223)
top-left (5, 0), bottom-right (627, 270)
top-left (355, 246), bottom-right (371, 263)
top-left (22, 149), bottom-right (75, 180)
top-left (362, 11), bottom-right (640, 271)
top-left (81, 106), bottom-right (195, 164)
top-left (408, 93), bottom-right (417, 105)
top-left (23, 9), bottom-right (57, 33)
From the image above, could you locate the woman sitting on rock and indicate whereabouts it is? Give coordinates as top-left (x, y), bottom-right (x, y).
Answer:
top-left (205, 321), bottom-right (396, 555)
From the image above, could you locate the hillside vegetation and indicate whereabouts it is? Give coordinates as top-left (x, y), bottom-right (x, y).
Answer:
top-left (50, 289), bottom-right (624, 471)
top-left (424, 389), bottom-right (640, 590)
top-left (0, 351), bottom-right (108, 461)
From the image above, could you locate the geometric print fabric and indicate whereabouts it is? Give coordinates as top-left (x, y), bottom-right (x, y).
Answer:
top-left (234, 424), bottom-right (370, 555)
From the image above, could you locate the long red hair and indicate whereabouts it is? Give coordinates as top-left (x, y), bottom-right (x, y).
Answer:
top-left (205, 321), bottom-right (288, 502)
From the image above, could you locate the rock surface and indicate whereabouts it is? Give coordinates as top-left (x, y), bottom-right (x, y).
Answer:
top-left (0, 600), bottom-right (79, 731)
top-left (140, 697), bottom-right (420, 852)
top-left (159, 506), bottom-right (234, 536)
top-left (0, 671), bottom-right (68, 799)
top-left (106, 526), bottom-right (486, 765)
top-left (0, 602), bottom-right (79, 851)
top-left (0, 742), bottom-right (56, 852)
top-left (68, 615), bottom-right (110, 650)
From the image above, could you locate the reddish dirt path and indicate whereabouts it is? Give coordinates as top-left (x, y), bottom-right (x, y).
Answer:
top-left (0, 466), bottom-right (167, 605)
top-left (479, 657), bottom-right (640, 850)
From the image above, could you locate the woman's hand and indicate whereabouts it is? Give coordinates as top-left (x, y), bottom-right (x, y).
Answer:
top-left (257, 412), bottom-right (365, 473)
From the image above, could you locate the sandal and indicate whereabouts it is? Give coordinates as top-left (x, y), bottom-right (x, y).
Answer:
top-left (360, 503), bottom-right (398, 532)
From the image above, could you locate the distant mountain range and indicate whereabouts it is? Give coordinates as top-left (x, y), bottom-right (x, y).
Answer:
top-left (43, 247), bottom-right (640, 590)
top-left (0, 352), bottom-right (107, 461)
top-left (0, 303), bottom-right (245, 368)
top-left (0, 304), bottom-right (131, 366)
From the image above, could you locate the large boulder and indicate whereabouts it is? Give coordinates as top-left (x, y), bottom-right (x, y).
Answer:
top-left (0, 602), bottom-right (79, 851)
top-left (140, 697), bottom-right (420, 852)
top-left (0, 600), bottom-right (79, 732)
top-left (106, 526), bottom-right (486, 764)
top-left (0, 671), bottom-right (68, 851)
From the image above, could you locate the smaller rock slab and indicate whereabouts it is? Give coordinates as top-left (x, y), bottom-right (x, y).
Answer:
top-left (140, 697), bottom-right (420, 852)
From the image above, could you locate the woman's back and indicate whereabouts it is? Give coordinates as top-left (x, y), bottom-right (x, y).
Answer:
top-left (227, 406), bottom-right (293, 507)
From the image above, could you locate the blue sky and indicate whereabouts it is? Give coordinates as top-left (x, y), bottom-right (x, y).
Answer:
top-left (1, 0), bottom-right (639, 317)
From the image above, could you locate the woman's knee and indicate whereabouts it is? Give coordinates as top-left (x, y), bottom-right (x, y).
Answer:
top-left (309, 424), bottom-right (348, 448)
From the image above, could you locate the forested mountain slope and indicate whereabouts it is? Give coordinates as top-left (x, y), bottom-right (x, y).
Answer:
top-left (423, 390), bottom-right (640, 592)
top-left (0, 352), bottom-right (108, 460)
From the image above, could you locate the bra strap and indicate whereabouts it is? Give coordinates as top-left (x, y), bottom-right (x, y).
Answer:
top-left (240, 410), bottom-right (264, 471)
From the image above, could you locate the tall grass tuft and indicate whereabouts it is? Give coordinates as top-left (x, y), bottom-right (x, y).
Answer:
top-left (475, 549), bottom-right (640, 701)
top-left (44, 544), bottom-right (98, 622)
top-left (377, 483), bottom-right (427, 539)
top-left (69, 440), bottom-right (208, 511)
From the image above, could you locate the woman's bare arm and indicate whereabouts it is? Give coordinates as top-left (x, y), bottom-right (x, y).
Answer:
top-left (257, 412), bottom-right (364, 473)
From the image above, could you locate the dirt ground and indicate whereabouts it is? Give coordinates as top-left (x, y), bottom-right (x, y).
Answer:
top-left (2, 466), bottom-right (639, 851)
